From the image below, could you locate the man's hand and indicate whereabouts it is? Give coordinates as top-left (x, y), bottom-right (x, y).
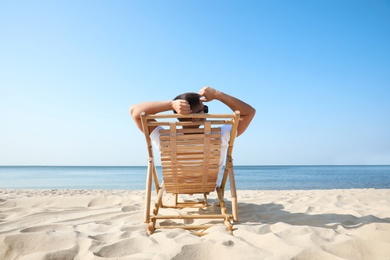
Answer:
top-left (198, 86), bottom-right (220, 102)
top-left (172, 99), bottom-right (192, 114)
top-left (198, 85), bottom-right (256, 137)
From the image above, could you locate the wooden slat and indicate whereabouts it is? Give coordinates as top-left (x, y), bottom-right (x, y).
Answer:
top-left (159, 127), bottom-right (222, 135)
top-left (147, 113), bottom-right (234, 118)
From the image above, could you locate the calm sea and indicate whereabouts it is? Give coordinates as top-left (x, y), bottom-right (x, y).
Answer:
top-left (0, 165), bottom-right (389, 190)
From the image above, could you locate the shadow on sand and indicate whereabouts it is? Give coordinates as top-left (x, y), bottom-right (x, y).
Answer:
top-left (235, 201), bottom-right (390, 229)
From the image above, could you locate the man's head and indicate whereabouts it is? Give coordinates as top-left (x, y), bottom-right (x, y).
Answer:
top-left (173, 92), bottom-right (202, 114)
top-left (172, 92), bottom-right (208, 123)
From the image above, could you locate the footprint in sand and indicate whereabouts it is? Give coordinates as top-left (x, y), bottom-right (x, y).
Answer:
top-left (88, 197), bottom-right (122, 207)
top-left (0, 200), bottom-right (16, 208)
top-left (121, 205), bottom-right (140, 212)
top-left (20, 224), bottom-right (72, 233)
top-left (2, 231), bottom-right (77, 259)
top-left (94, 237), bottom-right (157, 257)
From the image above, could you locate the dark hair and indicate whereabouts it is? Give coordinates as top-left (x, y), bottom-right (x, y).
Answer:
top-left (172, 92), bottom-right (202, 114)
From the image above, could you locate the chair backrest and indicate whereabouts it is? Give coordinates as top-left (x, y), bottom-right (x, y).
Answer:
top-left (140, 112), bottom-right (240, 194)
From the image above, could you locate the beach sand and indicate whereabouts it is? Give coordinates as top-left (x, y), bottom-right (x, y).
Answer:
top-left (1, 189), bottom-right (390, 260)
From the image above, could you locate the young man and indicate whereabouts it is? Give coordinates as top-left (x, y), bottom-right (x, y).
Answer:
top-left (130, 86), bottom-right (256, 136)
top-left (130, 86), bottom-right (255, 170)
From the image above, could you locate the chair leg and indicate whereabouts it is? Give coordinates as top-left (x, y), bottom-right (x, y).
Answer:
top-left (144, 158), bottom-right (154, 223)
top-left (147, 219), bottom-right (156, 235)
top-left (203, 193), bottom-right (208, 206)
top-left (174, 193), bottom-right (178, 206)
top-left (216, 186), bottom-right (223, 206)
top-left (228, 168), bottom-right (238, 222)
top-left (224, 217), bottom-right (233, 234)
top-left (153, 184), bottom-right (165, 215)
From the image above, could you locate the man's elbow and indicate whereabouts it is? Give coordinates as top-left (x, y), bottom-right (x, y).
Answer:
top-left (245, 107), bottom-right (256, 122)
top-left (250, 105), bottom-right (256, 114)
top-left (251, 107), bottom-right (256, 119)
top-left (129, 105), bottom-right (140, 120)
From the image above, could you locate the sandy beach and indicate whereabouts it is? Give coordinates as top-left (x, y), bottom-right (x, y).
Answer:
top-left (1, 189), bottom-right (390, 260)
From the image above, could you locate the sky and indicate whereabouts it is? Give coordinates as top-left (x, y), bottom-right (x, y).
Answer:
top-left (1, 0), bottom-right (389, 166)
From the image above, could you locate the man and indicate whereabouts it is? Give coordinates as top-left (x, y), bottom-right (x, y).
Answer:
top-left (131, 86), bottom-right (255, 171)
top-left (130, 86), bottom-right (255, 137)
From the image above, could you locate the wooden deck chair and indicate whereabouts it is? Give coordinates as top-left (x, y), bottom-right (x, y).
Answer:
top-left (140, 111), bottom-right (240, 235)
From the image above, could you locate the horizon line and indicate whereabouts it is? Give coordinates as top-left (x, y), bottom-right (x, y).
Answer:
top-left (1, 164), bottom-right (389, 167)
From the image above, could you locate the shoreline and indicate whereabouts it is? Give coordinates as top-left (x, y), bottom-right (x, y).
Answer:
top-left (1, 189), bottom-right (390, 259)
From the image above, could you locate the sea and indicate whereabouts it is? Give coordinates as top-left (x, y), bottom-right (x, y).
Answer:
top-left (0, 165), bottom-right (389, 190)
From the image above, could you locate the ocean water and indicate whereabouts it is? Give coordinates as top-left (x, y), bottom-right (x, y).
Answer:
top-left (0, 165), bottom-right (389, 190)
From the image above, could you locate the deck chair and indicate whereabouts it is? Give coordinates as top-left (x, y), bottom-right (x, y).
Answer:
top-left (140, 111), bottom-right (240, 235)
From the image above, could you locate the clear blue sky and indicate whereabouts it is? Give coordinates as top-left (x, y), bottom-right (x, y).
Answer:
top-left (1, 0), bottom-right (389, 166)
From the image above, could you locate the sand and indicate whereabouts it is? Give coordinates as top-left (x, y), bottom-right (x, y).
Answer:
top-left (1, 189), bottom-right (390, 260)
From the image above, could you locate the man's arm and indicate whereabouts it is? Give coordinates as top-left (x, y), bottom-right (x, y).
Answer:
top-left (130, 100), bottom-right (192, 132)
top-left (199, 86), bottom-right (256, 137)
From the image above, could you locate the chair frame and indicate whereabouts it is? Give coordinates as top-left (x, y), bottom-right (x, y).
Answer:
top-left (140, 111), bottom-right (240, 235)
